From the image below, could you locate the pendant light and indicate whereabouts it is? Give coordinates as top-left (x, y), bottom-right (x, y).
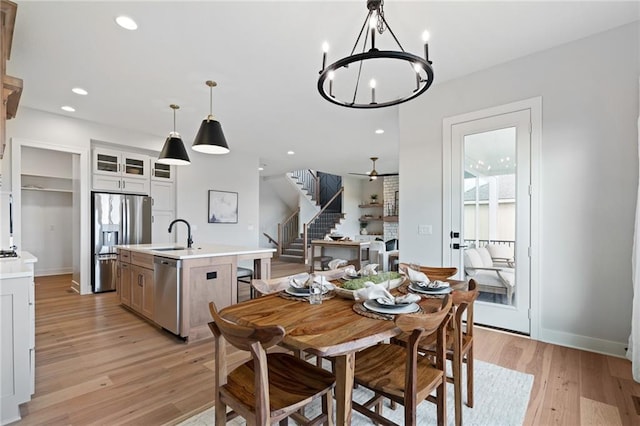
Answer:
top-left (158, 104), bottom-right (190, 165)
top-left (192, 80), bottom-right (230, 154)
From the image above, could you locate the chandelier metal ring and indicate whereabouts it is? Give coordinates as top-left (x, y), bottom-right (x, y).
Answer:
top-left (317, 0), bottom-right (434, 109)
top-left (317, 50), bottom-right (434, 109)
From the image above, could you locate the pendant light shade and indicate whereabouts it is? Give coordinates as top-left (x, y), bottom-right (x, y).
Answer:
top-left (192, 80), bottom-right (230, 154)
top-left (158, 104), bottom-right (190, 165)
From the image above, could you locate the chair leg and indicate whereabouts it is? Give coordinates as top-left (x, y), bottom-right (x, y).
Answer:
top-left (215, 398), bottom-right (227, 426)
top-left (323, 391), bottom-right (334, 426)
top-left (453, 350), bottom-right (463, 426)
top-left (467, 346), bottom-right (474, 408)
top-left (279, 419), bottom-right (288, 426)
top-left (436, 379), bottom-right (446, 426)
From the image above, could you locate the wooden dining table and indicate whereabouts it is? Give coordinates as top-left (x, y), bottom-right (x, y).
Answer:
top-left (219, 279), bottom-right (466, 424)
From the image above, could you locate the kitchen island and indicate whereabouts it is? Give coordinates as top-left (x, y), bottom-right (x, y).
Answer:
top-left (1, 251), bottom-right (37, 425)
top-left (116, 244), bottom-right (274, 342)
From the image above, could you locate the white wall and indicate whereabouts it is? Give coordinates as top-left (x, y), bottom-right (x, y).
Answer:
top-left (258, 175), bottom-right (298, 247)
top-left (335, 175), bottom-right (363, 239)
top-left (175, 150), bottom-right (260, 250)
top-left (399, 23), bottom-right (639, 355)
top-left (22, 190), bottom-right (73, 275)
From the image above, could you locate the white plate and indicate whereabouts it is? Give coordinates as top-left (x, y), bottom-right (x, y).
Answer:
top-left (285, 286), bottom-right (329, 297)
top-left (408, 283), bottom-right (452, 295)
top-left (363, 300), bottom-right (420, 314)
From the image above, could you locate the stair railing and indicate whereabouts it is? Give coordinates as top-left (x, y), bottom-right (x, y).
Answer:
top-left (302, 186), bottom-right (344, 263)
top-left (278, 207), bottom-right (300, 257)
top-left (290, 169), bottom-right (320, 205)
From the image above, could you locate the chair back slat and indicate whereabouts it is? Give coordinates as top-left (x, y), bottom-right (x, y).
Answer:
top-left (209, 302), bottom-right (285, 351)
top-left (398, 263), bottom-right (457, 281)
top-left (395, 295), bottom-right (452, 334)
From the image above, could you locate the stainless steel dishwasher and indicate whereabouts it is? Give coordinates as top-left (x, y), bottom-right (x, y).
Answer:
top-left (154, 256), bottom-right (182, 335)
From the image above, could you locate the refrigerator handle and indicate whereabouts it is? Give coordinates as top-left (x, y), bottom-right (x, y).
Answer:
top-left (121, 198), bottom-right (127, 245)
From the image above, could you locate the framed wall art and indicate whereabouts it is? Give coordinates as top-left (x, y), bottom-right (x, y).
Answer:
top-left (208, 190), bottom-right (238, 223)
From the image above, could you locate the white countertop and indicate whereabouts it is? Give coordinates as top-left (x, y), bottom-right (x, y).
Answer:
top-left (0, 251), bottom-right (38, 279)
top-left (117, 244), bottom-right (276, 260)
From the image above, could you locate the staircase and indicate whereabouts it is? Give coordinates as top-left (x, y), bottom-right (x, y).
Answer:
top-left (278, 170), bottom-right (344, 264)
top-left (280, 211), bottom-right (344, 263)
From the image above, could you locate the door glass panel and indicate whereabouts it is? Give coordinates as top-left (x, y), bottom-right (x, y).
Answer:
top-left (97, 153), bottom-right (118, 173)
top-left (154, 163), bottom-right (171, 179)
top-left (125, 158), bottom-right (145, 176)
top-left (463, 127), bottom-right (516, 306)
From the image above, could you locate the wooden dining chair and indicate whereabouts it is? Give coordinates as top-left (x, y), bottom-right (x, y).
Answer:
top-left (208, 302), bottom-right (336, 426)
top-left (393, 279), bottom-right (479, 426)
top-left (352, 296), bottom-right (453, 426)
top-left (398, 262), bottom-right (458, 281)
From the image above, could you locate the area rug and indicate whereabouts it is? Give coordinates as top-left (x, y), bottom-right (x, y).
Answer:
top-left (178, 359), bottom-right (533, 426)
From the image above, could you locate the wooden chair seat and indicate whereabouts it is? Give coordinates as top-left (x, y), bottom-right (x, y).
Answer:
top-left (355, 344), bottom-right (444, 402)
top-left (209, 302), bottom-right (336, 425)
top-left (352, 296), bottom-right (452, 426)
top-left (224, 352), bottom-right (335, 416)
top-left (391, 279), bottom-right (478, 426)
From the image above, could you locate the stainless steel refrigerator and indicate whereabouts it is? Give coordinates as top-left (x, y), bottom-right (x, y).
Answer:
top-left (92, 192), bottom-right (151, 293)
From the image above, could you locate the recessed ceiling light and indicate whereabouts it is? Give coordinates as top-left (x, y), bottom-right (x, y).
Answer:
top-left (287, 151), bottom-right (295, 155)
top-left (61, 106), bottom-right (76, 112)
top-left (72, 87), bottom-right (88, 96)
top-left (258, 167), bottom-right (264, 171)
top-left (375, 129), bottom-right (384, 134)
top-left (115, 15), bottom-right (138, 31)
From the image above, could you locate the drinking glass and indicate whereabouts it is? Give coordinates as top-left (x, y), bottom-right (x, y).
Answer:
top-left (309, 274), bottom-right (323, 305)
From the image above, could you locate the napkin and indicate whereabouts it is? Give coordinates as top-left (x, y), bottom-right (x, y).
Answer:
top-left (405, 267), bottom-right (430, 284)
top-left (376, 293), bottom-right (422, 305)
top-left (289, 273), bottom-right (335, 290)
top-left (414, 279), bottom-right (450, 289)
top-left (289, 273), bottom-right (311, 288)
top-left (354, 282), bottom-right (394, 302)
top-left (343, 265), bottom-right (358, 278)
top-left (314, 275), bottom-right (335, 290)
top-left (324, 235), bottom-right (332, 241)
top-left (328, 258), bottom-right (348, 270)
top-left (359, 263), bottom-right (379, 276)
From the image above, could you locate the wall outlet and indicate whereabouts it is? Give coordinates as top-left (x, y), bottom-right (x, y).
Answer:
top-left (418, 225), bottom-right (432, 235)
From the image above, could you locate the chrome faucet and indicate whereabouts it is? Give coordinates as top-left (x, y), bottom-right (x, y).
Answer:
top-left (168, 219), bottom-right (193, 248)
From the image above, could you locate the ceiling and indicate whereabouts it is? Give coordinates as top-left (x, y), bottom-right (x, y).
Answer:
top-left (8, 1), bottom-right (639, 177)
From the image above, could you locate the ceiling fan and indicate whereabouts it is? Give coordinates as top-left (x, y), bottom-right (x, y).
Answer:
top-left (349, 157), bottom-right (399, 181)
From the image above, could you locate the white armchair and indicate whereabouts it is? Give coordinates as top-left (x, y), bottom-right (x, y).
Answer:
top-left (369, 241), bottom-right (399, 272)
top-left (464, 247), bottom-right (515, 304)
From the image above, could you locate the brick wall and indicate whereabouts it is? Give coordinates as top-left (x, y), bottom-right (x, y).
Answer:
top-left (383, 176), bottom-right (399, 241)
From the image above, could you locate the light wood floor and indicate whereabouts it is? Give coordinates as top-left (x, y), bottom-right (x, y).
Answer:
top-left (14, 262), bottom-right (640, 425)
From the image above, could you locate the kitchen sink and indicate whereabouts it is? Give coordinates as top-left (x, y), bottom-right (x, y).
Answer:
top-left (152, 246), bottom-right (186, 252)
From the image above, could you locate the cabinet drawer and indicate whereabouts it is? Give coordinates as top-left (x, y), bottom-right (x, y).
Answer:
top-left (118, 250), bottom-right (131, 262)
top-left (131, 251), bottom-right (154, 269)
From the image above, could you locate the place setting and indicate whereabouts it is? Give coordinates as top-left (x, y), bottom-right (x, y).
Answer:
top-left (279, 273), bottom-right (336, 302)
top-left (399, 266), bottom-right (453, 298)
top-left (350, 282), bottom-right (423, 321)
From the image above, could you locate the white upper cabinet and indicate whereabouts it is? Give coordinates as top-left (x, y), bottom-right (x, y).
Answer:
top-left (92, 148), bottom-right (151, 194)
top-left (150, 160), bottom-right (175, 182)
top-left (93, 148), bottom-right (150, 180)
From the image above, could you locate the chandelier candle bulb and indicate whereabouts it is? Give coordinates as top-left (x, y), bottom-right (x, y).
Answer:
top-left (422, 30), bottom-right (431, 62)
top-left (322, 42), bottom-right (329, 70)
top-left (370, 79), bottom-right (376, 104)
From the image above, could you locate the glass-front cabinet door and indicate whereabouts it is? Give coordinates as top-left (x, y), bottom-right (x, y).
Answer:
top-left (93, 148), bottom-right (121, 176)
top-left (151, 161), bottom-right (174, 182)
top-left (122, 153), bottom-right (150, 180)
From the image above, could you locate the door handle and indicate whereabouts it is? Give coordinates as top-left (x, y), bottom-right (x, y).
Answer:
top-left (451, 243), bottom-right (468, 250)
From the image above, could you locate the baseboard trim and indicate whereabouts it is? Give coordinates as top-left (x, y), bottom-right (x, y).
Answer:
top-left (35, 268), bottom-right (73, 277)
top-left (539, 327), bottom-right (627, 358)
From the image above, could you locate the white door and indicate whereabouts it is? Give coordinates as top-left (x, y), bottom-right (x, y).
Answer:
top-left (444, 105), bottom-right (535, 334)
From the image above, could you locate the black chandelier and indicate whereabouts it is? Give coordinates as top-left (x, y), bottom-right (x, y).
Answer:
top-left (317, 0), bottom-right (434, 109)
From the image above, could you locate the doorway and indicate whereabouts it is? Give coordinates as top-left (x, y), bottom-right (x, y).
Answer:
top-left (11, 138), bottom-right (90, 294)
top-left (443, 98), bottom-right (541, 336)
